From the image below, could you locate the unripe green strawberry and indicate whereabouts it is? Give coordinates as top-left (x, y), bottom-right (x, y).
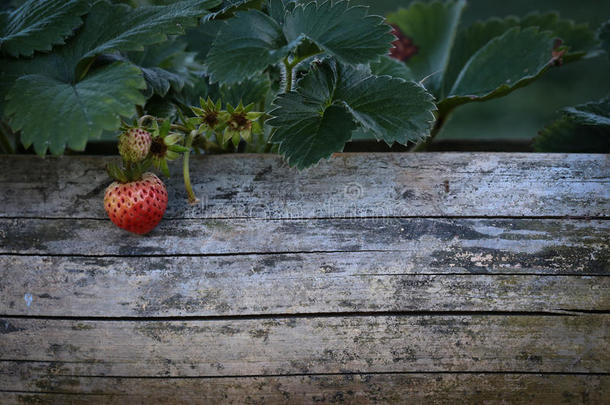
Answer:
top-left (118, 128), bottom-right (152, 163)
top-left (104, 172), bottom-right (168, 235)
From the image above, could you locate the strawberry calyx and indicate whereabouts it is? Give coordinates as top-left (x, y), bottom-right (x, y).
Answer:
top-left (149, 119), bottom-right (189, 177)
top-left (223, 102), bottom-right (263, 147)
top-left (192, 97), bottom-right (222, 132)
top-left (191, 98), bottom-right (264, 148)
top-left (106, 159), bottom-right (151, 184)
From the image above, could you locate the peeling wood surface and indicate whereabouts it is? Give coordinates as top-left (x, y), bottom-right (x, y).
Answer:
top-left (0, 255), bottom-right (607, 316)
top-left (1, 218), bottom-right (608, 257)
top-left (0, 153), bottom-right (609, 403)
top-left (0, 153), bottom-right (608, 219)
top-left (1, 316), bottom-right (608, 375)
top-left (1, 371), bottom-right (608, 405)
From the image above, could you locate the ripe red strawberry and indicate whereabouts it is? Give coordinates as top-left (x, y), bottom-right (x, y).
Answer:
top-left (118, 128), bottom-right (152, 163)
top-left (104, 172), bottom-right (168, 235)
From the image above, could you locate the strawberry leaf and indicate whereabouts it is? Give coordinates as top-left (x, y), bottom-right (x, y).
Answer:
top-left (205, 10), bottom-right (289, 84)
top-left (5, 62), bottom-right (146, 155)
top-left (334, 63), bottom-right (435, 145)
top-left (267, 0), bottom-right (291, 24)
top-left (1, 0), bottom-right (221, 154)
top-left (220, 76), bottom-right (270, 107)
top-left (369, 55), bottom-right (415, 81)
top-left (534, 116), bottom-right (610, 153)
top-left (282, 1), bottom-right (393, 65)
top-left (184, 20), bottom-right (224, 62)
top-left (562, 97), bottom-right (610, 127)
top-left (140, 67), bottom-right (188, 98)
top-left (72, 0), bottom-right (221, 72)
top-left (519, 12), bottom-right (597, 57)
top-left (206, 0), bottom-right (393, 84)
top-left (386, 0), bottom-right (466, 98)
top-left (440, 27), bottom-right (556, 113)
top-left (203, 0), bottom-right (263, 21)
top-left (442, 12), bottom-right (597, 100)
top-left (268, 59), bottom-right (435, 169)
top-left (127, 39), bottom-right (192, 97)
top-left (0, 0), bottom-right (88, 57)
top-left (534, 95), bottom-right (610, 153)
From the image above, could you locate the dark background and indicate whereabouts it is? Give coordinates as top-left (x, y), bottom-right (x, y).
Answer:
top-left (355, 0), bottom-right (610, 142)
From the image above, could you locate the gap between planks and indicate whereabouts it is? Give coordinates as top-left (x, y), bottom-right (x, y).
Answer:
top-left (2, 371), bottom-right (610, 380)
top-left (1, 310), bottom-right (607, 322)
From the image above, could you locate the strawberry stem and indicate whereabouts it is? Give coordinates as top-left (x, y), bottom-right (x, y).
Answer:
top-left (282, 57), bottom-right (294, 93)
top-left (183, 130), bottom-right (199, 205)
top-left (138, 115), bottom-right (156, 127)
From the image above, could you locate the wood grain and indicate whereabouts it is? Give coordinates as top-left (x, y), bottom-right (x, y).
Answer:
top-left (1, 217), bottom-right (608, 258)
top-left (0, 153), bottom-right (608, 219)
top-left (1, 153), bottom-right (608, 402)
top-left (1, 370), bottom-right (608, 404)
top-left (1, 315), bottom-right (607, 375)
top-left (0, 254), bottom-right (607, 317)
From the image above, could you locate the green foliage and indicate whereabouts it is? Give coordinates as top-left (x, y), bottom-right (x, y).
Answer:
top-left (220, 76), bottom-right (270, 107)
top-left (282, 1), bottom-right (392, 64)
top-left (6, 62), bottom-right (146, 155)
top-left (203, 0), bottom-right (263, 21)
top-left (205, 10), bottom-right (289, 84)
top-left (562, 97), bottom-right (610, 126)
top-left (369, 55), bottom-right (415, 81)
top-left (534, 118), bottom-right (610, 153)
top-left (388, 2), bottom-right (599, 120)
top-left (534, 96), bottom-right (610, 153)
top-left (127, 39), bottom-right (193, 97)
top-left (0, 0), bottom-right (220, 155)
top-left (445, 27), bottom-right (555, 104)
top-left (0, 0), bottom-right (604, 168)
top-left (268, 59), bottom-right (435, 168)
top-left (206, 0), bottom-right (393, 83)
top-left (0, 0), bottom-right (88, 57)
top-left (69, 0), bottom-right (220, 73)
top-left (386, 0), bottom-right (466, 97)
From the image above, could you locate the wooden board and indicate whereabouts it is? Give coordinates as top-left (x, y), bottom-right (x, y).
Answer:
top-left (1, 315), bottom-right (608, 375)
top-left (0, 153), bottom-right (608, 219)
top-left (1, 218), bottom-right (608, 257)
top-left (1, 372), bottom-right (608, 405)
top-left (0, 254), bottom-right (607, 316)
top-left (1, 153), bottom-right (608, 403)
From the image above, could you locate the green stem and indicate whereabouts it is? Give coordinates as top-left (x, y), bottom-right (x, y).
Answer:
top-left (282, 51), bottom-right (324, 94)
top-left (183, 130), bottom-right (199, 205)
top-left (283, 58), bottom-right (294, 93)
top-left (0, 121), bottom-right (14, 154)
top-left (137, 114), bottom-right (156, 127)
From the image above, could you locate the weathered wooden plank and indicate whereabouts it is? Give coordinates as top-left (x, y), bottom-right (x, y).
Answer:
top-left (0, 255), bottom-right (607, 316)
top-left (1, 218), bottom-right (608, 260)
top-left (1, 369), bottom-right (608, 405)
top-left (0, 154), bottom-right (608, 219)
top-left (0, 315), bottom-right (607, 375)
